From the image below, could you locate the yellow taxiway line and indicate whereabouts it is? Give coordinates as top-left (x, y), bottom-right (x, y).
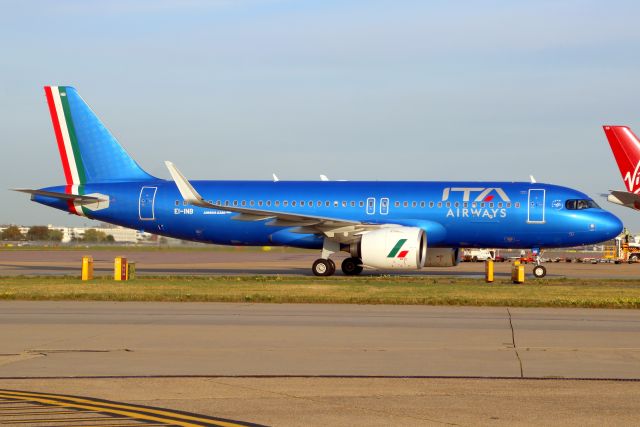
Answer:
top-left (0, 389), bottom-right (261, 427)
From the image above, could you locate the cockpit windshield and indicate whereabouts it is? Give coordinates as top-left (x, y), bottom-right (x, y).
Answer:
top-left (565, 199), bottom-right (600, 210)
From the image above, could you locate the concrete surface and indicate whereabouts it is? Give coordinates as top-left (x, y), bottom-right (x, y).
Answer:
top-left (1, 302), bottom-right (639, 379)
top-left (2, 302), bottom-right (640, 426)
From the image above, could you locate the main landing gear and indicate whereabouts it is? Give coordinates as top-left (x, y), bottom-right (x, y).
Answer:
top-left (311, 239), bottom-right (363, 276)
top-left (312, 258), bottom-right (335, 276)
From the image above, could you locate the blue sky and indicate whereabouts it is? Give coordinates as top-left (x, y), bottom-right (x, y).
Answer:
top-left (2, 0), bottom-right (640, 229)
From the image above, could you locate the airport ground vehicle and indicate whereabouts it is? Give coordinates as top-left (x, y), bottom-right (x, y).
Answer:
top-left (462, 249), bottom-right (506, 262)
top-left (603, 235), bottom-right (640, 263)
top-left (15, 86), bottom-right (623, 277)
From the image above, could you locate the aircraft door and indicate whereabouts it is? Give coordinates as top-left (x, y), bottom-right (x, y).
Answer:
top-left (139, 186), bottom-right (157, 220)
top-left (527, 189), bottom-right (545, 223)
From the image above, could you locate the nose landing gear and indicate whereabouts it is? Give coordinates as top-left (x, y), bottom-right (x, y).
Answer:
top-left (531, 248), bottom-right (547, 278)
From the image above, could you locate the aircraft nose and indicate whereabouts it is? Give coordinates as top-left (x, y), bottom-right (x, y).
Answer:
top-left (598, 212), bottom-right (623, 240)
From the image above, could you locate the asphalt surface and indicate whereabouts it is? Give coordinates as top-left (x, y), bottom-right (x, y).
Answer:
top-left (1, 249), bottom-right (639, 278)
top-left (1, 302), bottom-right (640, 426)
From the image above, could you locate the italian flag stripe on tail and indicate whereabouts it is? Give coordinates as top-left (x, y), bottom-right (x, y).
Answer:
top-left (44, 86), bottom-right (87, 216)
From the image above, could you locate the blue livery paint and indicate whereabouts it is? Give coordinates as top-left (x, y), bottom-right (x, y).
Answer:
top-left (65, 87), bottom-right (154, 183)
top-left (33, 180), bottom-right (621, 249)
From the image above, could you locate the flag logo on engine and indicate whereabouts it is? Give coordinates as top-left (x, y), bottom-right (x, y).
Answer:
top-left (387, 238), bottom-right (409, 259)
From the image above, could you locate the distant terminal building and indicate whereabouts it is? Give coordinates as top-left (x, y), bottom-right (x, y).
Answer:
top-left (0, 224), bottom-right (150, 243)
top-left (48, 225), bottom-right (150, 243)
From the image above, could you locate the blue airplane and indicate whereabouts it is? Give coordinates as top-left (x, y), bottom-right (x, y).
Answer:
top-left (15, 86), bottom-right (623, 278)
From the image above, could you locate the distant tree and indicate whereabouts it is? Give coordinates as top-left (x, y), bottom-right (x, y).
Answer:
top-left (82, 229), bottom-right (108, 243)
top-left (105, 234), bottom-right (115, 243)
top-left (1, 225), bottom-right (24, 241)
top-left (26, 226), bottom-right (51, 241)
top-left (48, 229), bottom-right (63, 242)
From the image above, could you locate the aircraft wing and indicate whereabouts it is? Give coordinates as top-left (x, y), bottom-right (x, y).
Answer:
top-left (607, 190), bottom-right (640, 210)
top-left (12, 189), bottom-right (101, 204)
top-left (165, 161), bottom-right (384, 242)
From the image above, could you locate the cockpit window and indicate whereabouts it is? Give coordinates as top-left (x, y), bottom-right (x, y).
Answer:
top-left (565, 199), bottom-right (599, 210)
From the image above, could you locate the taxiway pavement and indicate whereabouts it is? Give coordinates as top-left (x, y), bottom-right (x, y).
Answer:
top-left (1, 302), bottom-right (638, 379)
top-left (1, 249), bottom-right (639, 278)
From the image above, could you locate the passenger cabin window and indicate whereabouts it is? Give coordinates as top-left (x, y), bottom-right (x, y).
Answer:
top-left (565, 199), bottom-right (599, 210)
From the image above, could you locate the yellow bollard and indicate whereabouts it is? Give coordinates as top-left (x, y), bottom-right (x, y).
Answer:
top-left (511, 260), bottom-right (525, 284)
top-left (127, 262), bottom-right (136, 280)
top-left (114, 256), bottom-right (128, 281)
top-left (485, 259), bottom-right (494, 283)
top-left (81, 256), bottom-right (93, 281)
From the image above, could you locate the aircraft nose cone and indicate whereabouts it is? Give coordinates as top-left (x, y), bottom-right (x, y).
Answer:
top-left (599, 212), bottom-right (623, 240)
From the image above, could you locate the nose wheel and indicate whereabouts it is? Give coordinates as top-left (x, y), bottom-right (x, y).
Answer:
top-left (312, 258), bottom-right (336, 276)
top-left (532, 264), bottom-right (547, 278)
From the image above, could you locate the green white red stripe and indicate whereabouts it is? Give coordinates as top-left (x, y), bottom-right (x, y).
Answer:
top-left (387, 239), bottom-right (409, 259)
top-left (44, 86), bottom-right (86, 216)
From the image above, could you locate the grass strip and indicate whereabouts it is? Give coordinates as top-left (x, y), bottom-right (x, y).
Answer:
top-left (0, 275), bottom-right (639, 308)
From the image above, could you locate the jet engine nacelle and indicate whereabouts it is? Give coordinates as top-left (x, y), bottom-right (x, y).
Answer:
top-left (357, 227), bottom-right (427, 269)
top-left (424, 248), bottom-right (459, 267)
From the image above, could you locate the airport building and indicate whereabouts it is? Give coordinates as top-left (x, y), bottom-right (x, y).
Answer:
top-left (0, 224), bottom-right (150, 243)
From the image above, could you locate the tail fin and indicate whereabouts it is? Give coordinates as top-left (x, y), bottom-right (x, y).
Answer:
top-left (44, 86), bottom-right (154, 184)
top-left (603, 125), bottom-right (640, 193)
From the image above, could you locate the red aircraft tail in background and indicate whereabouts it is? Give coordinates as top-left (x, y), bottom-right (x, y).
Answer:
top-left (603, 125), bottom-right (640, 209)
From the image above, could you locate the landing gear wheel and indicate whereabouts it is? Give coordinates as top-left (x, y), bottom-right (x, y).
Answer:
top-left (341, 257), bottom-right (363, 276)
top-left (532, 265), bottom-right (547, 278)
top-left (327, 258), bottom-right (336, 273)
top-left (312, 259), bottom-right (335, 277)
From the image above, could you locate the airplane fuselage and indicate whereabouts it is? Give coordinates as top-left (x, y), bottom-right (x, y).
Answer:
top-left (34, 180), bottom-right (621, 249)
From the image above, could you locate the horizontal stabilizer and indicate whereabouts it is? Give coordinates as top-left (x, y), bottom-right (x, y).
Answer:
top-left (607, 190), bottom-right (640, 209)
top-left (12, 188), bottom-right (100, 203)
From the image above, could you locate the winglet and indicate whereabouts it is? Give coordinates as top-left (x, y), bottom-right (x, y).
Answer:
top-left (165, 161), bottom-right (209, 208)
